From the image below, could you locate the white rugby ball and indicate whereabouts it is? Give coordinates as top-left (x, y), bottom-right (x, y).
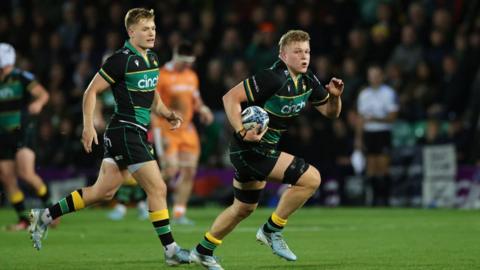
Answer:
top-left (241, 106), bottom-right (269, 132)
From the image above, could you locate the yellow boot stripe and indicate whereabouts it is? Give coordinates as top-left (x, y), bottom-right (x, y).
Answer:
top-left (272, 212), bottom-right (287, 227)
top-left (72, 190), bottom-right (85, 210)
top-left (205, 232), bottom-right (222, 245)
top-left (149, 209), bottom-right (169, 222)
top-left (9, 191), bottom-right (25, 204)
top-left (37, 185), bottom-right (47, 196)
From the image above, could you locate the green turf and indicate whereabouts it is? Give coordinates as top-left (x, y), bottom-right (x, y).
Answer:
top-left (1, 207), bottom-right (479, 269)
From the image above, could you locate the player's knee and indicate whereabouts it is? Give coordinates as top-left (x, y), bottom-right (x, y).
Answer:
top-left (283, 157), bottom-right (310, 185)
top-left (181, 167), bottom-right (196, 181)
top-left (299, 167), bottom-right (321, 193)
top-left (165, 166), bottom-right (178, 180)
top-left (145, 180), bottom-right (167, 198)
top-left (103, 189), bottom-right (117, 201)
top-left (17, 169), bottom-right (34, 181)
top-left (0, 170), bottom-right (16, 184)
top-left (233, 203), bottom-right (257, 219)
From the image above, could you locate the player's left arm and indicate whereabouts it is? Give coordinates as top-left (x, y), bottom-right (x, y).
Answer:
top-left (20, 70), bottom-right (49, 115)
top-left (28, 83), bottom-right (49, 115)
top-left (315, 78), bottom-right (344, 119)
top-left (152, 91), bottom-right (183, 129)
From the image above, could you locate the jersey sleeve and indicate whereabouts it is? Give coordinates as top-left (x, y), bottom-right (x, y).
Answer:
top-left (308, 73), bottom-right (330, 106)
top-left (19, 70), bottom-right (39, 92)
top-left (243, 69), bottom-right (282, 105)
top-left (98, 53), bottom-right (126, 85)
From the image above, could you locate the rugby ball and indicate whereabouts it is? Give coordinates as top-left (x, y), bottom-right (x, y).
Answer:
top-left (241, 106), bottom-right (269, 133)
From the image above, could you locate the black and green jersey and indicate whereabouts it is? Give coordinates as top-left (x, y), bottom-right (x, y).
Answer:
top-left (243, 59), bottom-right (330, 146)
top-left (0, 69), bottom-right (37, 132)
top-left (98, 40), bottom-right (159, 128)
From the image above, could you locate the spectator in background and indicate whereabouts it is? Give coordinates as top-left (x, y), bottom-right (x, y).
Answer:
top-left (356, 65), bottom-right (399, 206)
top-left (418, 117), bottom-right (449, 145)
top-left (340, 57), bottom-right (363, 112)
top-left (426, 29), bottom-right (449, 76)
top-left (57, 2), bottom-right (79, 51)
top-left (102, 31), bottom-right (122, 62)
top-left (408, 2), bottom-right (429, 45)
top-left (80, 4), bottom-right (103, 42)
top-left (201, 59), bottom-right (225, 112)
top-left (46, 32), bottom-right (69, 69)
top-left (367, 24), bottom-right (393, 66)
top-left (245, 23), bottom-right (278, 73)
top-left (216, 27), bottom-right (244, 68)
top-left (10, 9), bottom-right (29, 52)
top-left (389, 24), bottom-right (423, 76)
top-left (401, 62), bottom-right (436, 121)
top-left (272, 4), bottom-right (289, 40)
top-left (385, 63), bottom-right (404, 95)
top-left (439, 55), bottom-right (467, 118)
top-left (345, 29), bottom-right (368, 72)
top-left (313, 55), bottom-right (333, 84)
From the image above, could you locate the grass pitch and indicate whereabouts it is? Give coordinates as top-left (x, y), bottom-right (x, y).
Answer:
top-left (1, 207), bottom-right (479, 269)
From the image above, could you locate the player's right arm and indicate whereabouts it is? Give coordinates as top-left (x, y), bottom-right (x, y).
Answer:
top-left (82, 53), bottom-right (125, 153)
top-left (82, 74), bottom-right (111, 153)
top-left (223, 70), bottom-right (278, 142)
top-left (222, 82), bottom-right (248, 135)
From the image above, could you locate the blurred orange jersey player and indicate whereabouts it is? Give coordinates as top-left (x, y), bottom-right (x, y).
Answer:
top-left (151, 41), bottom-right (213, 224)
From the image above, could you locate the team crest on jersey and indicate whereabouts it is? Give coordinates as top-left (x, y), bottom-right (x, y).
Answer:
top-left (134, 59), bottom-right (140, 67)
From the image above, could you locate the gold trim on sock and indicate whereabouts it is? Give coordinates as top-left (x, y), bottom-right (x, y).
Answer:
top-left (37, 185), bottom-right (47, 197)
top-left (149, 209), bottom-right (169, 222)
top-left (271, 212), bottom-right (287, 227)
top-left (72, 190), bottom-right (85, 210)
top-left (205, 232), bottom-right (222, 245)
top-left (9, 191), bottom-right (25, 204)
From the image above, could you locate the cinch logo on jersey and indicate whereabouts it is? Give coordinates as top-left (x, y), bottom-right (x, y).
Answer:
top-left (280, 101), bottom-right (306, 114)
top-left (0, 87), bottom-right (14, 99)
top-left (138, 74), bottom-right (158, 89)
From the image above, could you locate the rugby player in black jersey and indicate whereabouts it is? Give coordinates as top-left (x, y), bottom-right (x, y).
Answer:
top-left (29, 8), bottom-right (190, 266)
top-left (190, 30), bottom-right (344, 269)
top-left (0, 43), bottom-right (50, 231)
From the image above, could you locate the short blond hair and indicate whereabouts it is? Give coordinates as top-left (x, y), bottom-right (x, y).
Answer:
top-left (124, 8), bottom-right (155, 31)
top-left (278, 30), bottom-right (310, 52)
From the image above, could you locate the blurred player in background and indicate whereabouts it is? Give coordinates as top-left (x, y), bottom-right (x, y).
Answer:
top-left (189, 30), bottom-right (344, 269)
top-left (0, 43), bottom-right (50, 231)
top-left (151, 41), bottom-right (213, 225)
top-left (28, 8), bottom-right (191, 265)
